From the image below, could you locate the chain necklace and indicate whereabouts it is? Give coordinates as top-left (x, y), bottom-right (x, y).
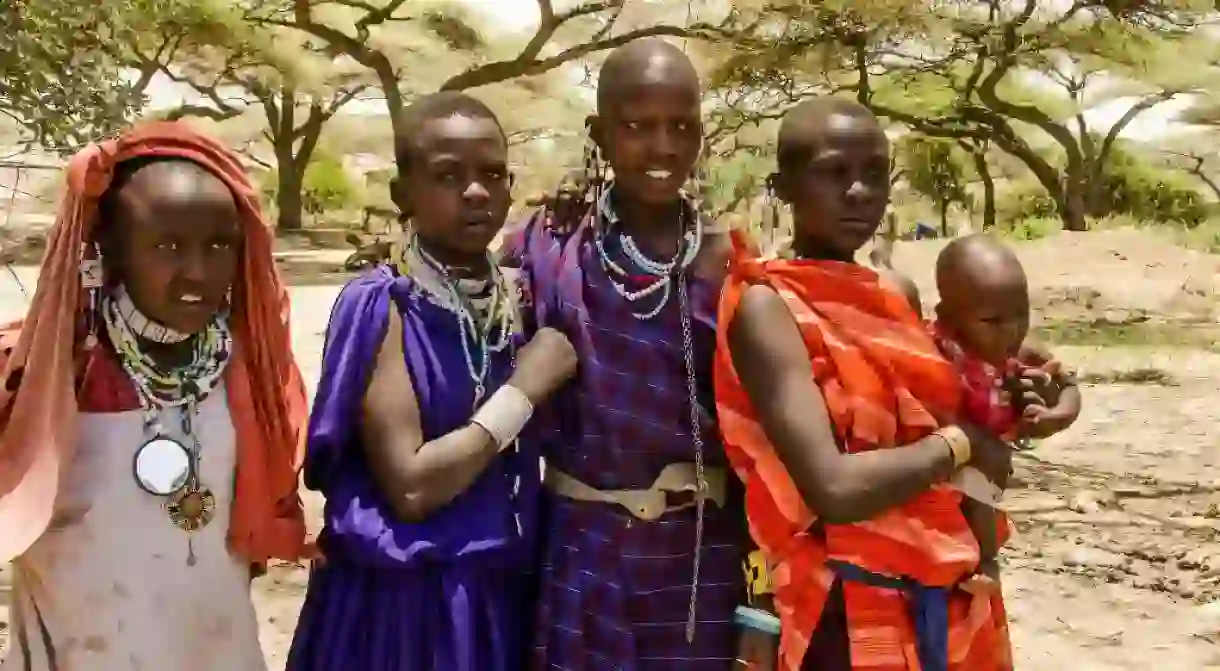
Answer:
top-left (677, 275), bottom-right (708, 643)
top-left (591, 188), bottom-right (709, 641)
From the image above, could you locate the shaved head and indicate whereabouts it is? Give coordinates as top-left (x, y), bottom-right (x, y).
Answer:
top-left (777, 97), bottom-right (883, 170)
top-left (936, 233), bottom-right (1025, 306)
top-left (597, 38), bottom-right (700, 116)
top-left (117, 160), bottom-right (232, 215)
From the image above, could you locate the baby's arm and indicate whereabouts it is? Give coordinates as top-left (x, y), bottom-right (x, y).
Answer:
top-left (1018, 364), bottom-right (1081, 439)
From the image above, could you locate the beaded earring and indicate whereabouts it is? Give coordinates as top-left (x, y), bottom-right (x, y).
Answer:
top-left (80, 242), bottom-right (103, 350)
top-left (762, 176), bottom-right (783, 256)
top-left (581, 119), bottom-right (606, 223)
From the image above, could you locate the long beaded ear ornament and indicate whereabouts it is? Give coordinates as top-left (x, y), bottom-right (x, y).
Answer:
top-left (80, 243), bottom-right (103, 350)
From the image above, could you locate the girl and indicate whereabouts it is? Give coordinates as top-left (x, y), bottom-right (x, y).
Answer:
top-left (502, 38), bottom-right (747, 669)
top-left (286, 92), bottom-right (575, 671)
top-left (716, 97), bottom-right (1023, 671)
top-left (0, 123), bottom-right (308, 670)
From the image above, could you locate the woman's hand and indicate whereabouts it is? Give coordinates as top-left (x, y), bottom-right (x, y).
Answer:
top-left (732, 629), bottom-right (779, 671)
top-left (507, 327), bottom-right (578, 405)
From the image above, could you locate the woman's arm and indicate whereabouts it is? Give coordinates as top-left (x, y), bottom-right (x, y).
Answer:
top-left (361, 307), bottom-right (502, 523)
top-left (725, 284), bottom-right (959, 525)
top-left (361, 304), bottom-right (576, 523)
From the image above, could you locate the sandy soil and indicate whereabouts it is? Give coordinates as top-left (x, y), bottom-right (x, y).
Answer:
top-left (2, 228), bottom-right (1220, 669)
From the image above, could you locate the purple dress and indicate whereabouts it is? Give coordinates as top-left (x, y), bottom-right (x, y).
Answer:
top-left (504, 211), bottom-right (747, 670)
top-left (287, 266), bottom-right (541, 671)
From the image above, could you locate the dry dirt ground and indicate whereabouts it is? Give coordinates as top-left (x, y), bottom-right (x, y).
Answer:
top-left (2, 228), bottom-right (1220, 669)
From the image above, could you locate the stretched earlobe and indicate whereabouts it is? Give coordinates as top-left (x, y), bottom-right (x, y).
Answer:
top-left (585, 115), bottom-right (605, 156)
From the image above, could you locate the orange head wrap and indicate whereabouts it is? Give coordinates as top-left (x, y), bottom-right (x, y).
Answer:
top-left (0, 121), bottom-right (308, 564)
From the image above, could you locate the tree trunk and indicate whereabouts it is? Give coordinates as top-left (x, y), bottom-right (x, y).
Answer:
top-left (1058, 182), bottom-right (1088, 232)
top-left (276, 168), bottom-right (305, 232)
top-left (969, 150), bottom-right (996, 230)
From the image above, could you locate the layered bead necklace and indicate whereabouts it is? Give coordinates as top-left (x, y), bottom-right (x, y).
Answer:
top-left (594, 187), bottom-right (703, 321)
top-left (101, 284), bottom-right (232, 565)
top-left (396, 232), bottom-right (516, 407)
top-left (592, 185), bottom-right (709, 642)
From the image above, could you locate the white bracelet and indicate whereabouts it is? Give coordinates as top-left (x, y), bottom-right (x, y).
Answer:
top-left (470, 385), bottom-right (535, 452)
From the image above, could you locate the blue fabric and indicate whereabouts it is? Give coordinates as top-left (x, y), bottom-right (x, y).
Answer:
top-left (826, 560), bottom-right (950, 671)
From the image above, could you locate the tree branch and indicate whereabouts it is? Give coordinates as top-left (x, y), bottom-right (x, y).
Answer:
top-left (283, 0), bottom-right (403, 130)
top-left (1097, 90), bottom-right (1177, 167)
top-left (440, 16), bottom-right (719, 92)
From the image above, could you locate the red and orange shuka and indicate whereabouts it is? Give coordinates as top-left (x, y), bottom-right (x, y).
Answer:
top-left (713, 232), bottom-right (1012, 671)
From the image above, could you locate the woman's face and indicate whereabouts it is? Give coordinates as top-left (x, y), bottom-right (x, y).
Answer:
top-left (391, 113), bottom-right (512, 265)
top-left (593, 81), bottom-right (703, 209)
top-left (778, 112), bottom-right (891, 262)
top-left (103, 161), bottom-right (243, 334)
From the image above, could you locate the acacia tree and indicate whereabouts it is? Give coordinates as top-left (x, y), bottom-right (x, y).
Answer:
top-left (706, 0), bottom-right (1212, 231)
top-left (109, 4), bottom-right (373, 231)
top-left (853, 0), bottom-right (1211, 230)
top-left (269, 0), bottom-right (725, 149)
top-left (897, 135), bottom-right (971, 236)
top-left (0, 0), bottom-right (168, 150)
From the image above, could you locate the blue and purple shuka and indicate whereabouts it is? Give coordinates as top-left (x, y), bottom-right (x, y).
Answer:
top-left (287, 266), bottom-right (541, 671)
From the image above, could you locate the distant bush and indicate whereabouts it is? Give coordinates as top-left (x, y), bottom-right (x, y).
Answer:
top-left (998, 216), bottom-right (1059, 241)
top-left (997, 181), bottom-right (1057, 222)
top-left (1102, 147), bottom-right (1207, 227)
top-left (302, 154), bottom-right (361, 218)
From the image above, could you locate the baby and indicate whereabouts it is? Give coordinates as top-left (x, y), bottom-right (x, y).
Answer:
top-left (928, 234), bottom-right (1080, 579)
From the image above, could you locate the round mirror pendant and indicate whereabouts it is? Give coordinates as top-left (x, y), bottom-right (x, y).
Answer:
top-left (133, 437), bottom-right (192, 496)
top-left (167, 486), bottom-right (216, 532)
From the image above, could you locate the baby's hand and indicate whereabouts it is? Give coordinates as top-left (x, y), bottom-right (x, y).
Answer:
top-left (1018, 400), bottom-right (1073, 439)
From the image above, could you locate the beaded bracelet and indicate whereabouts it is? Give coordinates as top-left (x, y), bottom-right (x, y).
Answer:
top-left (733, 605), bottom-right (781, 636)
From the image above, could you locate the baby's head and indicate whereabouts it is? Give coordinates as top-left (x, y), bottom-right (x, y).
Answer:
top-left (934, 234), bottom-right (1029, 366)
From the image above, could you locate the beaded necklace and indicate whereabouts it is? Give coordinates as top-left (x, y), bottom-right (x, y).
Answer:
top-left (101, 286), bottom-right (231, 564)
top-left (396, 232), bottom-right (516, 405)
top-left (593, 187), bottom-right (703, 320)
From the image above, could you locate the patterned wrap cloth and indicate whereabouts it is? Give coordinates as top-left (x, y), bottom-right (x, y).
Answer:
top-left (713, 233), bottom-right (1012, 671)
top-left (501, 200), bottom-right (747, 670)
top-left (928, 323), bottom-right (1019, 441)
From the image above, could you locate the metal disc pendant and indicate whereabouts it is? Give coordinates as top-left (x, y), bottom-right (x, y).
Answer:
top-left (133, 436), bottom-right (193, 496)
top-left (166, 485), bottom-right (216, 533)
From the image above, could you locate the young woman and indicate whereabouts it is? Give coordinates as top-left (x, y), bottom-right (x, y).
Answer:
top-left (0, 123), bottom-right (308, 670)
top-left (501, 38), bottom-right (747, 669)
top-left (716, 98), bottom-right (1033, 671)
top-left (286, 92), bottom-right (575, 671)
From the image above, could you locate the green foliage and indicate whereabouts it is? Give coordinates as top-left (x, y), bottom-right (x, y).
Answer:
top-left (703, 151), bottom-right (770, 217)
top-left (998, 181), bottom-right (1058, 222)
top-left (260, 153), bottom-right (362, 220)
top-left (999, 216), bottom-right (1060, 242)
top-left (1101, 145), bottom-right (1208, 226)
top-left (303, 154), bottom-right (361, 216)
top-left (0, 0), bottom-right (224, 150)
top-left (897, 135), bottom-right (970, 229)
top-left (1, 1), bottom-right (142, 149)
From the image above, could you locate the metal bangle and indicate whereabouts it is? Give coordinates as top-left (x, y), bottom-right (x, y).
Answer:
top-left (733, 605), bottom-right (781, 636)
